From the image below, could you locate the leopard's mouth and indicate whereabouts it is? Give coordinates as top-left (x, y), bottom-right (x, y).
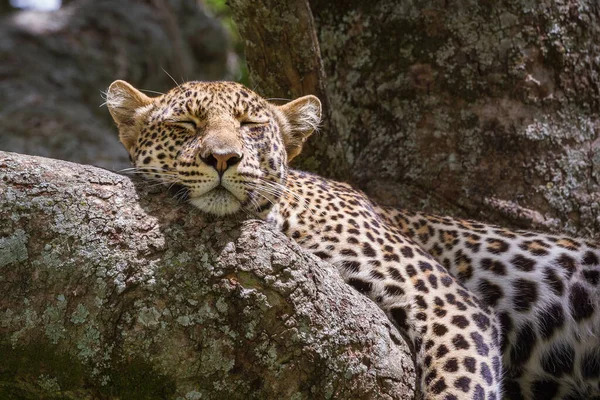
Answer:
top-left (191, 185), bottom-right (237, 201)
top-left (166, 183), bottom-right (238, 201)
top-left (209, 186), bottom-right (236, 199)
top-left (188, 185), bottom-right (242, 216)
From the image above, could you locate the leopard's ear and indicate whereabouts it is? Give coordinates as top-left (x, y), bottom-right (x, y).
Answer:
top-left (278, 95), bottom-right (321, 161)
top-left (106, 80), bottom-right (153, 153)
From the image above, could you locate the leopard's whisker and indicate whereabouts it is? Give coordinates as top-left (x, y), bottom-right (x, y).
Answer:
top-left (250, 190), bottom-right (277, 211)
top-left (251, 179), bottom-right (317, 217)
top-left (247, 180), bottom-right (322, 232)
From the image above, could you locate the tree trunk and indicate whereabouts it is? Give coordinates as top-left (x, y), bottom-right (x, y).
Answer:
top-left (0, 0), bottom-right (234, 171)
top-left (0, 151), bottom-right (414, 399)
top-left (230, 0), bottom-right (600, 239)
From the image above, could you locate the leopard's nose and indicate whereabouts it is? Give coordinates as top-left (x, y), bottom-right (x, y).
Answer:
top-left (200, 152), bottom-right (243, 174)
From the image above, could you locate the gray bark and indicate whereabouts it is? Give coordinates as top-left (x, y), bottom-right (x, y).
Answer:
top-left (0, 0), bottom-right (234, 171)
top-left (227, 0), bottom-right (348, 176)
top-left (0, 150), bottom-right (414, 399)
top-left (231, 0), bottom-right (600, 239)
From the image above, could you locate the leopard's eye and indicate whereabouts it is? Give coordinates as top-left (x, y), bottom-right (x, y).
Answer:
top-left (173, 120), bottom-right (197, 130)
top-left (240, 119), bottom-right (268, 127)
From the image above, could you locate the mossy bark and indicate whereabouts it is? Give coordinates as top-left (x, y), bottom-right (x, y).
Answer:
top-left (231, 0), bottom-right (600, 239)
top-left (0, 151), bottom-right (414, 399)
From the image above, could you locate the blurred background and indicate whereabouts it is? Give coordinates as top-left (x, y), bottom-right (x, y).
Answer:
top-left (0, 0), bottom-right (246, 170)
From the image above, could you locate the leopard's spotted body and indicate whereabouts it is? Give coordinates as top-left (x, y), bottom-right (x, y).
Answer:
top-left (107, 80), bottom-right (600, 399)
top-left (381, 208), bottom-right (600, 399)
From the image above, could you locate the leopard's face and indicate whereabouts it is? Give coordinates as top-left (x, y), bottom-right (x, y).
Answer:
top-left (106, 80), bottom-right (321, 216)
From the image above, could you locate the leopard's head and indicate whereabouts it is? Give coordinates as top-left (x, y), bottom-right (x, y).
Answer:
top-left (106, 80), bottom-right (321, 216)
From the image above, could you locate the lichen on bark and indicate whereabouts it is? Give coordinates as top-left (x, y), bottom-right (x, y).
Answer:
top-left (0, 151), bottom-right (414, 399)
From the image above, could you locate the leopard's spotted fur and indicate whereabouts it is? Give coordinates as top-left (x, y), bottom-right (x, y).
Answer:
top-left (107, 80), bottom-right (600, 400)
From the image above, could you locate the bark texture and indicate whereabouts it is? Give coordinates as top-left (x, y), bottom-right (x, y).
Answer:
top-left (0, 151), bottom-right (414, 399)
top-left (227, 0), bottom-right (349, 176)
top-left (231, 0), bottom-right (600, 239)
top-left (0, 0), bottom-right (234, 171)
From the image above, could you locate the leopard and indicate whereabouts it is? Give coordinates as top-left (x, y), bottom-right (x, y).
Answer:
top-left (106, 79), bottom-right (599, 400)
top-left (377, 208), bottom-right (600, 400)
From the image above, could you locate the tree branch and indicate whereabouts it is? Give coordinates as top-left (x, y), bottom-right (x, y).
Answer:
top-left (228, 0), bottom-right (350, 180)
top-left (0, 151), bottom-right (414, 399)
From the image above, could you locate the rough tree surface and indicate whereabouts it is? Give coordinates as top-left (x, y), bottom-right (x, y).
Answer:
top-left (230, 0), bottom-right (600, 239)
top-left (0, 0), bottom-right (234, 171)
top-left (0, 151), bottom-right (414, 399)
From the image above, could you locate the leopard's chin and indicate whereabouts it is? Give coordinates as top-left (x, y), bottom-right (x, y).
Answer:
top-left (189, 187), bottom-right (241, 216)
